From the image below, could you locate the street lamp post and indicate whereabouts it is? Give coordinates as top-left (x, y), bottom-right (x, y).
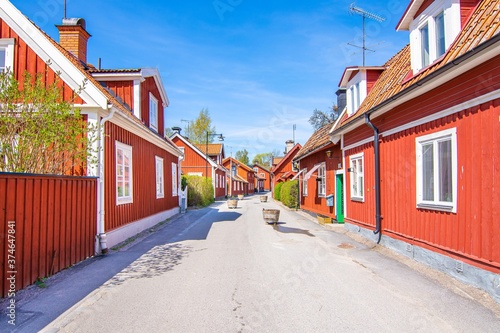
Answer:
top-left (205, 132), bottom-right (224, 180)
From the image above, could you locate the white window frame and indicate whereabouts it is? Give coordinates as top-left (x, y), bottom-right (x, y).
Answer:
top-left (155, 156), bottom-right (164, 199)
top-left (0, 39), bottom-right (15, 73)
top-left (409, 0), bottom-right (461, 73)
top-left (317, 164), bottom-right (326, 197)
top-left (415, 128), bottom-right (457, 213)
top-left (149, 93), bottom-right (158, 132)
top-left (302, 168), bottom-right (308, 196)
top-left (116, 141), bottom-right (133, 205)
top-left (172, 162), bottom-right (178, 197)
top-left (349, 153), bottom-right (364, 201)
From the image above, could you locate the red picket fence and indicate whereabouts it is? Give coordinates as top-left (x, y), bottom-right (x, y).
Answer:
top-left (0, 173), bottom-right (97, 298)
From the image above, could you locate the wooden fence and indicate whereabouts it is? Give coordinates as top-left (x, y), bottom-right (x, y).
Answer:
top-left (0, 173), bottom-right (97, 298)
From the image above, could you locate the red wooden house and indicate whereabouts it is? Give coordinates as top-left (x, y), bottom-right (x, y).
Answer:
top-left (171, 133), bottom-right (227, 199)
top-left (223, 157), bottom-right (254, 196)
top-left (270, 141), bottom-right (302, 192)
top-left (330, 0), bottom-right (499, 301)
top-left (253, 164), bottom-right (271, 192)
top-left (294, 124), bottom-right (343, 222)
top-left (0, 2), bottom-right (183, 253)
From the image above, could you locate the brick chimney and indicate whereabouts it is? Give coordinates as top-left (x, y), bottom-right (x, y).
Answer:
top-left (56, 18), bottom-right (91, 63)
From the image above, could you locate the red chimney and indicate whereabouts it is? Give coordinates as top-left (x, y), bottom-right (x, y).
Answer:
top-left (56, 18), bottom-right (91, 63)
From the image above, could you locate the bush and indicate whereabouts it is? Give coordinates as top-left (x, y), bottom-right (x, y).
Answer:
top-left (274, 182), bottom-right (283, 201)
top-left (281, 180), bottom-right (299, 209)
top-left (186, 175), bottom-right (214, 207)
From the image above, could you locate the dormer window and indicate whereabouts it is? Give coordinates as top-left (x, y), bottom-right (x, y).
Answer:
top-left (347, 75), bottom-right (365, 116)
top-left (149, 93), bottom-right (158, 131)
top-left (404, 0), bottom-right (461, 73)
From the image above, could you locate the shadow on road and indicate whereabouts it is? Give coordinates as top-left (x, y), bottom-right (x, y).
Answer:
top-left (105, 243), bottom-right (191, 287)
top-left (272, 224), bottom-right (315, 237)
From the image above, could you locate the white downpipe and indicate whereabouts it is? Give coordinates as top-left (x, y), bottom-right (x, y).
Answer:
top-left (96, 105), bottom-right (115, 255)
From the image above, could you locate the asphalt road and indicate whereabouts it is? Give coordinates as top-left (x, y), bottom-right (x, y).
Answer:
top-left (4, 195), bottom-right (500, 332)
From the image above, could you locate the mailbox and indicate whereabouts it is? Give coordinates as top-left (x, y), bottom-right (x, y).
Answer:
top-left (326, 194), bottom-right (334, 207)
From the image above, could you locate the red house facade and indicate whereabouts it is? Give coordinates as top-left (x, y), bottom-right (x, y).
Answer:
top-left (294, 124), bottom-right (344, 221)
top-left (223, 157), bottom-right (255, 196)
top-left (0, 2), bottom-right (183, 253)
top-left (270, 141), bottom-right (302, 192)
top-left (330, 0), bottom-right (499, 301)
top-left (171, 134), bottom-right (227, 199)
top-left (253, 164), bottom-right (271, 192)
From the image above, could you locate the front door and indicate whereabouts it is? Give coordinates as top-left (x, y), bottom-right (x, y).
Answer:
top-left (336, 174), bottom-right (344, 223)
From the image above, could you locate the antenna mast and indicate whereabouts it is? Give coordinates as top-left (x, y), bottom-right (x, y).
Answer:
top-left (64, 0), bottom-right (67, 19)
top-left (348, 3), bottom-right (385, 66)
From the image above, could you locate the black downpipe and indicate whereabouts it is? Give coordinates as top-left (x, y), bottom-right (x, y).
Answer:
top-left (364, 113), bottom-right (382, 244)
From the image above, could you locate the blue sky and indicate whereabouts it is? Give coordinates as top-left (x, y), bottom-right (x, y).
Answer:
top-left (11, 0), bottom-right (409, 160)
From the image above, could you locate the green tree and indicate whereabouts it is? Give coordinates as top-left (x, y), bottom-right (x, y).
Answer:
top-left (235, 149), bottom-right (249, 166)
top-left (0, 70), bottom-right (97, 175)
top-left (184, 108), bottom-right (216, 144)
top-left (309, 106), bottom-right (339, 130)
top-left (252, 152), bottom-right (273, 168)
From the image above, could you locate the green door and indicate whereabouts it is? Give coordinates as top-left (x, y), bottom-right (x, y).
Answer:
top-left (336, 174), bottom-right (344, 223)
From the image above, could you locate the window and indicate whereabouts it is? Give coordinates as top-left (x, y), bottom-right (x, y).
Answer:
top-left (435, 12), bottom-right (445, 57)
top-left (116, 142), bottom-right (133, 204)
top-left (232, 165), bottom-right (237, 177)
top-left (149, 93), bottom-right (158, 131)
top-left (0, 39), bottom-right (14, 73)
top-left (216, 173), bottom-right (219, 188)
top-left (416, 128), bottom-right (457, 212)
top-left (155, 156), bottom-right (164, 198)
top-left (420, 23), bottom-right (430, 68)
top-left (409, 2), bottom-right (460, 73)
top-left (172, 162), bottom-right (178, 196)
top-left (302, 168), bottom-right (308, 196)
top-left (350, 153), bottom-right (364, 201)
top-left (317, 164), bottom-right (326, 197)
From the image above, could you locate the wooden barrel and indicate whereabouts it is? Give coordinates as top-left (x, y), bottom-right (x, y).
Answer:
top-left (227, 199), bottom-right (238, 209)
top-left (262, 209), bottom-right (280, 223)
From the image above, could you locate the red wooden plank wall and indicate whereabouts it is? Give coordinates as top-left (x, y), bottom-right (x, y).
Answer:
top-left (105, 122), bottom-right (179, 231)
top-left (300, 147), bottom-right (341, 218)
top-left (0, 174), bottom-right (97, 298)
top-left (141, 77), bottom-right (165, 138)
top-left (379, 100), bottom-right (500, 273)
top-left (0, 19), bottom-right (84, 105)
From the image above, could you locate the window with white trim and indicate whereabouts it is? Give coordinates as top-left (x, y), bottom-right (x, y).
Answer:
top-left (317, 164), bottom-right (326, 197)
top-left (116, 141), bottom-right (133, 204)
top-left (149, 93), bottom-right (158, 131)
top-left (409, 0), bottom-right (460, 73)
top-left (0, 39), bottom-right (15, 73)
top-left (350, 153), bottom-right (364, 201)
top-left (155, 156), bottom-right (164, 198)
top-left (302, 168), bottom-right (308, 196)
top-left (172, 162), bottom-right (178, 196)
top-left (416, 128), bottom-right (457, 212)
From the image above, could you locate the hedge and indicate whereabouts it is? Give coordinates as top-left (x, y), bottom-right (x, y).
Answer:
top-left (280, 180), bottom-right (299, 209)
top-left (274, 182), bottom-right (283, 201)
top-left (185, 175), bottom-right (214, 207)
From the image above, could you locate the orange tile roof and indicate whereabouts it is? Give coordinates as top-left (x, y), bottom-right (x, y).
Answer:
top-left (335, 0), bottom-right (500, 131)
top-left (295, 123), bottom-right (333, 160)
top-left (194, 143), bottom-right (223, 156)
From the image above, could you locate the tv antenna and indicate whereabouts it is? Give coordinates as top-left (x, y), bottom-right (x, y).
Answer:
top-left (348, 3), bottom-right (385, 66)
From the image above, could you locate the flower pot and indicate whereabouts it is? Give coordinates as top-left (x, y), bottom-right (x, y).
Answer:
top-left (238, 194), bottom-right (244, 200)
top-left (227, 199), bottom-right (238, 209)
top-left (260, 195), bottom-right (268, 202)
top-left (262, 209), bottom-right (280, 224)
top-left (317, 216), bottom-right (332, 225)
